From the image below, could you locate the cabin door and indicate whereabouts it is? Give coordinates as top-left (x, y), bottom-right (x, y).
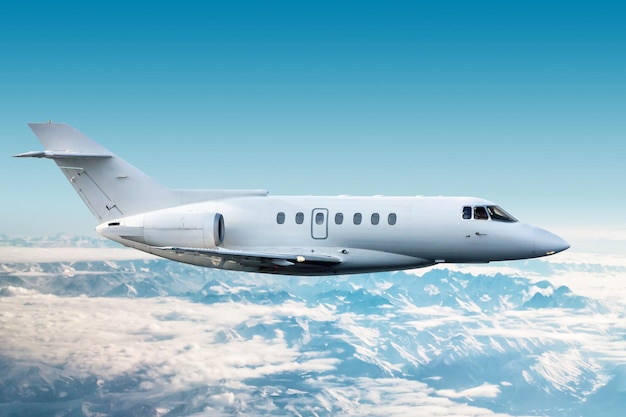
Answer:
top-left (311, 208), bottom-right (328, 239)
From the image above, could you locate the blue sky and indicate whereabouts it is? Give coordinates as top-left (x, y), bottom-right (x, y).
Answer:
top-left (1, 1), bottom-right (624, 237)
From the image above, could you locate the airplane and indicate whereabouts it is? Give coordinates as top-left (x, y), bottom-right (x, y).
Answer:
top-left (15, 121), bottom-right (569, 275)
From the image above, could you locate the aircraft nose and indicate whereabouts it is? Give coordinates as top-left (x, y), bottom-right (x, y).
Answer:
top-left (534, 228), bottom-right (570, 256)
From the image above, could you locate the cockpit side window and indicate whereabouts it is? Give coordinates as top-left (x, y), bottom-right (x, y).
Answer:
top-left (487, 206), bottom-right (518, 222)
top-left (462, 206), bottom-right (472, 219)
top-left (474, 206), bottom-right (489, 220)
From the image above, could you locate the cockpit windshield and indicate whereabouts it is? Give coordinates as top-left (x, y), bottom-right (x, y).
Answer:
top-left (487, 206), bottom-right (517, 222)
top-left (462, 205), bottom-right (518, 222)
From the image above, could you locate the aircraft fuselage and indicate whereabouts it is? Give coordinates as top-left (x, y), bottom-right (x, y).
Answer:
top-left (97, 195), bottom-right (568, 275)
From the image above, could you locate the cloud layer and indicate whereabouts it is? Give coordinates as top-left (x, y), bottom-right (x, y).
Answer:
top-left (2, 240), bottom-right (626, 415)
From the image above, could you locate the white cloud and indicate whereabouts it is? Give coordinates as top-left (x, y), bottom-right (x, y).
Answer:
top-left (0, 287), bottom-right (544, 416)
top-left (208, 392), bottom-right (236, 406)
top-left (543, 251), bottom-right (626, 267)
top-left (0, 293), bottom-right (336, 388)
top-left (4, 246), bottom-right (626, 415)
top-left (351, 378), bottom-right (513, 417)
top-left (0, 246), bottom-right (156, 263)
top-left (437, 382), bottom-right (501, 399)
top-left (406, 248), bottom-right (626, 307)
top-left (528, 284), bottom-right (553, 298)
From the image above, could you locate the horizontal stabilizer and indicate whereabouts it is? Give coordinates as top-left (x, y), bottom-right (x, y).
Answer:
top-left (14, 150), bottom-right (112, 159)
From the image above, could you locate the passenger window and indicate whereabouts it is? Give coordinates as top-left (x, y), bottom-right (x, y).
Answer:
top-left (353, 213), bottom-right (362, 225)
top-left (462, 206), bottom-right (471, 219)
top-left (295, 212), bottom-right (304, 224)
top-left (315, 212), bottom-right (325, 225)
top-left (474, 206), bottom-right (489, 220)
top-left (388, 213), bottom-right (397, 225)
top-left (277, 212), bottom-right (286, 224)
top-left (335, 212), bottom-right (344, 225)
top-left (371, 213), bottom-right (380, 225)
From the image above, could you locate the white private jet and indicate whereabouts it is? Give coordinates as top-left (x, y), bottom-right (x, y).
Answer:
top-left (16, 122), bottom-right (569, 275)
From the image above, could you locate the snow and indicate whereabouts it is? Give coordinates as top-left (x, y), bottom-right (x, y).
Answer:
top-left (1, 238), bottom-right (626, 416)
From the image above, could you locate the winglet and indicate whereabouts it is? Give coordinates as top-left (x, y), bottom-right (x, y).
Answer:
top-left (13, 151), bottom-right (46, 158)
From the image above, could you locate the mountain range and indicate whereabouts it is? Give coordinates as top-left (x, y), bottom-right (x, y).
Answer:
top-left (1, 235), bottom-right (626, 416)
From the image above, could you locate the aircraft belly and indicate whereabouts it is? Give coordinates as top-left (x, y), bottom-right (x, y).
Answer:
top-left (141, 244), bottom-right (433, 276)
top-left (335, 249), bottom-right (434, 273)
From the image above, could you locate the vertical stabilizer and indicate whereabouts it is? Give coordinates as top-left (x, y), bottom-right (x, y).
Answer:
top-left (19, 122), bottom-right (171, 222)
top-left (17, 122), bottom-right (269, 224)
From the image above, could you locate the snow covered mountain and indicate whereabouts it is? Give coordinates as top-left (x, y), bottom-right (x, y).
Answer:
top-left (1, 238), bottom-right (626, 416)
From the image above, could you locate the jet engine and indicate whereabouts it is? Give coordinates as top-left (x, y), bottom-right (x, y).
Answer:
top-left (100, 211), bottom-right (225, 248)
top-left (143, 211), bottom-right (225, 248)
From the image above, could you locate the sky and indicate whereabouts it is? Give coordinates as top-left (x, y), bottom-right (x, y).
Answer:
top-left (1, 1), bottom-right (625, 243)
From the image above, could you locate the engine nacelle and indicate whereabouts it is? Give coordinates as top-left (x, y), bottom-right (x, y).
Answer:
top-left (99, 211), bottom-right (225, 248)
top-left (144, 211), bottom-right (225, 248)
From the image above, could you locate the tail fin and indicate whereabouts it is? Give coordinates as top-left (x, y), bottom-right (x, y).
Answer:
top-left (15, 122), bottom-right (171, 222)
top-left (16, 122), bottom-right (268, 223)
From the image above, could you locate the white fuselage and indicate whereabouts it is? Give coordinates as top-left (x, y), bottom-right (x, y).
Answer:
top-left (98, 195), bottom-right (569, 275)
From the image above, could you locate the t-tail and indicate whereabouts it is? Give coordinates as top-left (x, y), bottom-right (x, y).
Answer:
top-left (15, 122), bottom-right (267, 223)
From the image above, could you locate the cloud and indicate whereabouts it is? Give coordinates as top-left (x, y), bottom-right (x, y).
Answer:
top-left (208, 392), bottom-right (235, 406)
top-left (4, 249), bottom-right (626, 415)
top-left (0, 288), bottom-right (530, 416)
top-left (350, 378), bottom-right (512, 417)
top-left (0, 246), bottom-right (156, 263)
top-left (405, 249), bottom-right (626, 308)
top-left (437, 382), bottom-right (501, 399)
top-left (0, 293), bottom-right (336, 388)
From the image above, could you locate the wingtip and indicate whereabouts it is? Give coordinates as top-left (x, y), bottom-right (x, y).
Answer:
top-left (13, 151), bottom-right (45, 158)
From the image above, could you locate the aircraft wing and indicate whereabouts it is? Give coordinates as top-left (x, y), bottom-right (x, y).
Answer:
top-left (157, 246), bottom-right (342, 272)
